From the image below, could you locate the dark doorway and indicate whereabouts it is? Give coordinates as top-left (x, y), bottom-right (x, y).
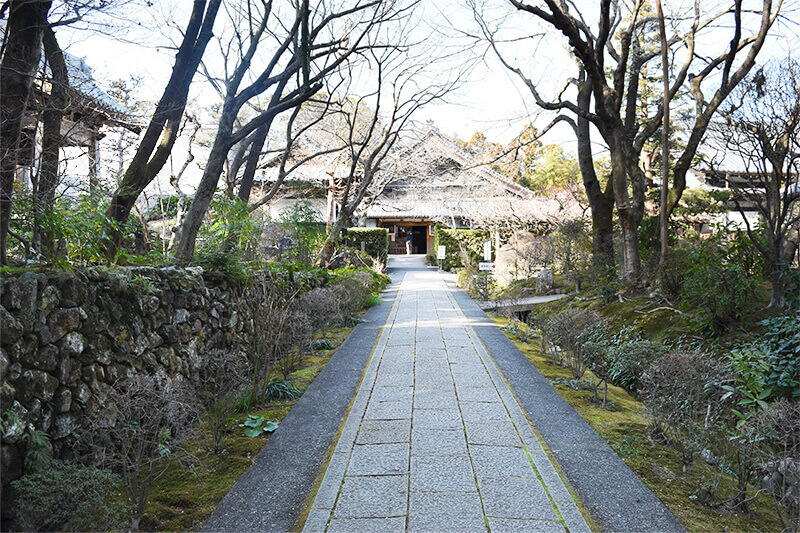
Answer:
top-left (412, 226), bottom-right (427, 254)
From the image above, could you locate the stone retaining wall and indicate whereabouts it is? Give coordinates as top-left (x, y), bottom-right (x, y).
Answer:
top-left (0, 266), bottom-right (252, 483)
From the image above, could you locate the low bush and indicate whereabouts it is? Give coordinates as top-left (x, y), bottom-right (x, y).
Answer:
top-left (297, 287), bottom-right (338, 338)
top-left (197, 350), bottom-right (249, 455)
top-left (12, 460), bottom-right (129, 532)
top-left (537, 308), bottom-right (608, 380)
top-left (90, 375), bottom-right (200, 531)
top-left (739, 400), bottom-right (800, 533)
top-left (597, 327), bottom-right (668, 393)
top-left (332, 276), bottom-right (371, 325)
top-left (434, 226), bottom-right (490, 270)
top-left (639, 351), bottom-right (732, 473)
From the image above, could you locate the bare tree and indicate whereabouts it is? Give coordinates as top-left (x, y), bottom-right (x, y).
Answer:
top-left (0, 0), bottom-right (52, 265)
top-left (477, 0), bottom-right (781, 282)
top-left (711, 62), bottom-right (800, 309)
top-left (102, 0), bottom-right (221, 260)
top-left (171, 0), bottom-right (411, 264)
top-left (315, 35), bottom-right (463, 266)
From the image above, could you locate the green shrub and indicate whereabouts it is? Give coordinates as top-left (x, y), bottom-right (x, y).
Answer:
top-left (434, 226), bottom-right (490, 270)
top-left (12, 460), bottom-right (129, 532)
top-left (760, 315), bottom-right (800, 400)
top-left (345, 227), bottom-right (389, 265)
top-left (276, 201), bottom-right (326, 265)
top-left (726, 315), bottom-right (800, 405)
top-left (663, 237), bottom-right (759, 335)
top-left (594, 327), bottom-right (668, 393)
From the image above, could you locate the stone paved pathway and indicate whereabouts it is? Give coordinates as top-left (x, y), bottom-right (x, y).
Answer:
top-left (302, 263), bottom-right (591, 533)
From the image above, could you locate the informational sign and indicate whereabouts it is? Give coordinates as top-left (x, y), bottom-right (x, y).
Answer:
top-left (437, 245), bottom-right (446, 260)
top-left (478, 262), bottom-right (495, 271)
top-left (483, 241), bottom-right (492, 261)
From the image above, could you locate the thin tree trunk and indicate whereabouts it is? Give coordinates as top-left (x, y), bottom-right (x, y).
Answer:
top-left (172, 130), bottom-right (233, 264)
top-left (237, 122), bottom-right (271, 201)
top-left (657, 0), bottom-right (670, 265)
top-left (0, 0), bottom-right (52, 265)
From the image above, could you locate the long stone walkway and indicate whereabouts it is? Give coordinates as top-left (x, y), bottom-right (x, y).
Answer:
top-left (302, 262), bottom-right (590, 532)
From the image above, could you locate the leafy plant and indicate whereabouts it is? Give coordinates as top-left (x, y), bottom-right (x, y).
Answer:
top-left (239, 415), bottom-right (278, 437)
top-left (663, 235), bottom-right (759, 335)
top-left (311, 338), bottom-right (335, 350)
top-left (365, 293), bottom-right (382, 307)
top-left (11, 460), bottom-right (129, 532)
top-left (262, 379), bottom-right (302, 402)
top-left (723, 347), bottom-right (774, 417)
top-left (759, 315), bottom-right (800, 400)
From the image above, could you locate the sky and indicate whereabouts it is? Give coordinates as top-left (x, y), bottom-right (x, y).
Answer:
top-left (54, 0), bottom-right (799, 171)
top-left (55, 0), bottom-right (571, 149)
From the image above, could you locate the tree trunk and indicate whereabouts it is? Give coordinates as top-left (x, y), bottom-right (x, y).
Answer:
top-left (36, 25), bottom-right (67, 259)
top-left (768, 266), bottom-right (786, 310)
top-left (172, 130), bottom-right (233, 264)
top-left (608, 132), bottom-right (643, 283)
top-left (102, 0), bottom-right (220, 261)
top-left (237, 122), bottom-right (270, 201)
top-left (575, 78), bottom-right (615, 270)
top-left (0, 0), bottom-right (52, 265)
top-left (317, 215), bottom-right (346, 267)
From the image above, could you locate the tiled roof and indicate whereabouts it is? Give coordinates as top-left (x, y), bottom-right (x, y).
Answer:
top-left (365, 195), bottom-right (581, 224)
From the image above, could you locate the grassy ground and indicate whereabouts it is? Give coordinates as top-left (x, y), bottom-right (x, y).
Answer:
top-left (492, 315), bottom-right (783, 533)
top-left (139, 326), bottom-right (353, 532)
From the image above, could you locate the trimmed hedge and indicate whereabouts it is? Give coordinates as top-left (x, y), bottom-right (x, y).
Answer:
top-left (345, 227), bottom-right (389, 264)
top-left (434, 226), bottom-right (490, 271)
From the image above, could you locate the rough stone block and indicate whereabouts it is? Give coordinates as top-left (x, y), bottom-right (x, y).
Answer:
top-left (347, 443), bottom-right (409, 476)
top-left (411, 428), bottom-right (468, 456)
top-left (333, 475), bottom-right (408, 518)
top-left (464, 419), bottom-right (522, 447)
top-left (356, 419), bottom-right (411, 445)
top-left (478, 477), bottom-right (557, 520)
top-left (408, 491), bottom-right (487, 533)
top-left (410, 454), bottom-right (476, 492)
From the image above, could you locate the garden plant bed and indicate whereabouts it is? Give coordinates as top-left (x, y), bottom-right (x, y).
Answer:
top-left (140, 326), bottom-right (353, 532)
top-left (492, 315), bottom-right (784, 533)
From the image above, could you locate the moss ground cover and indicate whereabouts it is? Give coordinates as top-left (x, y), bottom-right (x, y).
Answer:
top-left (492, 315), bottom-right (783, 533)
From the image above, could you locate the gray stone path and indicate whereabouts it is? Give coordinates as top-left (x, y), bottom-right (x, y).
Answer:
top-left (302, 265), bottom-right (591, 533)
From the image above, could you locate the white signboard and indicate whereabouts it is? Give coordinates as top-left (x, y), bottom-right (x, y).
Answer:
top-left (437, 245), bottom-right (446, 260)
top-left (483, 241), bottom-right (492, 261)
top-left (478, 262), bottom-right (495, 271)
